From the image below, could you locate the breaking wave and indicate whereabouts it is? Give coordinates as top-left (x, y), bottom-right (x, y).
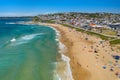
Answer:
top-left (10, 33), bottom-right (44, 46)
top-left (47, 26), bottom-right (74, 80)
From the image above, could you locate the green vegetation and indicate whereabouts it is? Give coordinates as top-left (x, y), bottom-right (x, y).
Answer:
top-left (61, 24), bottom-right (120, 45)
top-left (32, 11), bottom-right (120, 46)
top-left (33, 16), bottom-right (41, 22)
top-left (45, 20), bottom-right (55, 23)
top-left (110, 39), bottom-right (120, 45)
top-left (88, 13), bottom-right (99, 18)
top-left (101, 28), bottom-right (117, 36)
top-left (75, 28), bottom-right (85, 32)
top-left (33, 16), bottom-right (55, 23)
top-left (62, 24), bottom-right (115, 40)
top-left (61, 24), bottom-right (75, 29)
top-left (76, 28), bottom-right (115, 40)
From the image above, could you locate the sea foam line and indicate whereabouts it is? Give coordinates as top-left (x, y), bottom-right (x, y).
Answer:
top-left (6, 21), bottom-right (35, 25)
top-left (47, 25), bottom-right (74, 80)
top-left (9, 33), bottom-right (44, 46)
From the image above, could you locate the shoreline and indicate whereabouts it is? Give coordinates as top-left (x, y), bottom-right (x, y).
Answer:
top-left (43, 25), bottom-right (74, 80)
top-left (37, 22), bottom-right (120, 80)
top-left (20, 21), bottom-right (120, 80)
top-left (38, 23), bottom-right (91, 80)
top-left (5, 21), bottom-right (74, 80)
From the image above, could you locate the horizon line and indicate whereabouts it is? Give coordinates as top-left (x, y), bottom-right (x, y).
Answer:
top-left (0, 11), bottom-right (120, 17)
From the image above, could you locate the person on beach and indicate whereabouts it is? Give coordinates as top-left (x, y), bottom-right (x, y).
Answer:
top-left (115, 72), bottom-right (120, 78)
top-left (110, 66), bottom-right (114, 71)
top-left (94, 48), bottom-right (98, 53)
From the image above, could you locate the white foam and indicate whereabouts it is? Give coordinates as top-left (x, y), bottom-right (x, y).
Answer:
top-left (10, 38), bottom-right (16, 42)
top-left (21, 33), bottom-right (42, 40)
top-left (10, 33), bottom-right (44, 46)
top-left (57, 41), bottom-right (73, 80)
top-left (53, 71), bottom-right (62, 80)
top-left (61, 54), bottom-right (73, 80)
top-left (6, 21), bottom-right (35, 25)
top-left (6, 22), bottom-right (16, 24)
top-left (46, 26), bottom-right (74, 80)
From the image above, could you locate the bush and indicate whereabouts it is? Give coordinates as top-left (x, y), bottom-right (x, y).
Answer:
top-left (33, 16), bottom-right (41, 22)
top-left (62, 24), bottom-right (115, 40)
top-left (110, 39), bottom-right (120, 45)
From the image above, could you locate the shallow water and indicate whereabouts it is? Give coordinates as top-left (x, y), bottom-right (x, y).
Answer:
top-left (0, 18), bottom-right (58, 80)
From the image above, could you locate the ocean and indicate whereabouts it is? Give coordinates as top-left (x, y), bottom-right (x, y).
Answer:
top-left (0, 18), bottom-right (60, 80)
top-left (0, 18), bottom-right (73, 80)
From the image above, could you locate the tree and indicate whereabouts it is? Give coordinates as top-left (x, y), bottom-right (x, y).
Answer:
top-left (33, 16), bottom-right (41, 22)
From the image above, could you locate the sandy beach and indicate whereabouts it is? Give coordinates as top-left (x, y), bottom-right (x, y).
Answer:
top-left (37, 22), bottom-right (120, 80)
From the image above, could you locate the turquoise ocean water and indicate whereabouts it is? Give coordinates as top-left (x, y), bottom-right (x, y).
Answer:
top-left (0, 18), bottom-right (59, 80)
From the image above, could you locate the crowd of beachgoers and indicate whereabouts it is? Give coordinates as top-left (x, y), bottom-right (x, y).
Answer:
top-left (24, 21), bottom-right (120, 80)
top-left (38, 23), bottom-right (120, 80)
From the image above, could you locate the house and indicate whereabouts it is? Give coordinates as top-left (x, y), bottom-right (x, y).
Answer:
top-left (117, 30), bottom-right (120, 36)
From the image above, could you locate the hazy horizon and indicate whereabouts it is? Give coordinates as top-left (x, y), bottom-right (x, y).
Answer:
top-left (0, 12), bottom-right (120, 17)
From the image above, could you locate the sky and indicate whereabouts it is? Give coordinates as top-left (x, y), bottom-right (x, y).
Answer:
top-left (0, 0), bottom-right (120, 16)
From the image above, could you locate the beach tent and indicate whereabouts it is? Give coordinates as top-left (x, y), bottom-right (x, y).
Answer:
top-left (112, 55), bottom-right (120, 60)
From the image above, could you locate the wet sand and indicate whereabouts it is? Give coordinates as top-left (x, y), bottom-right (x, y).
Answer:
top-left (37, 23), bottom-right (120, 80)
